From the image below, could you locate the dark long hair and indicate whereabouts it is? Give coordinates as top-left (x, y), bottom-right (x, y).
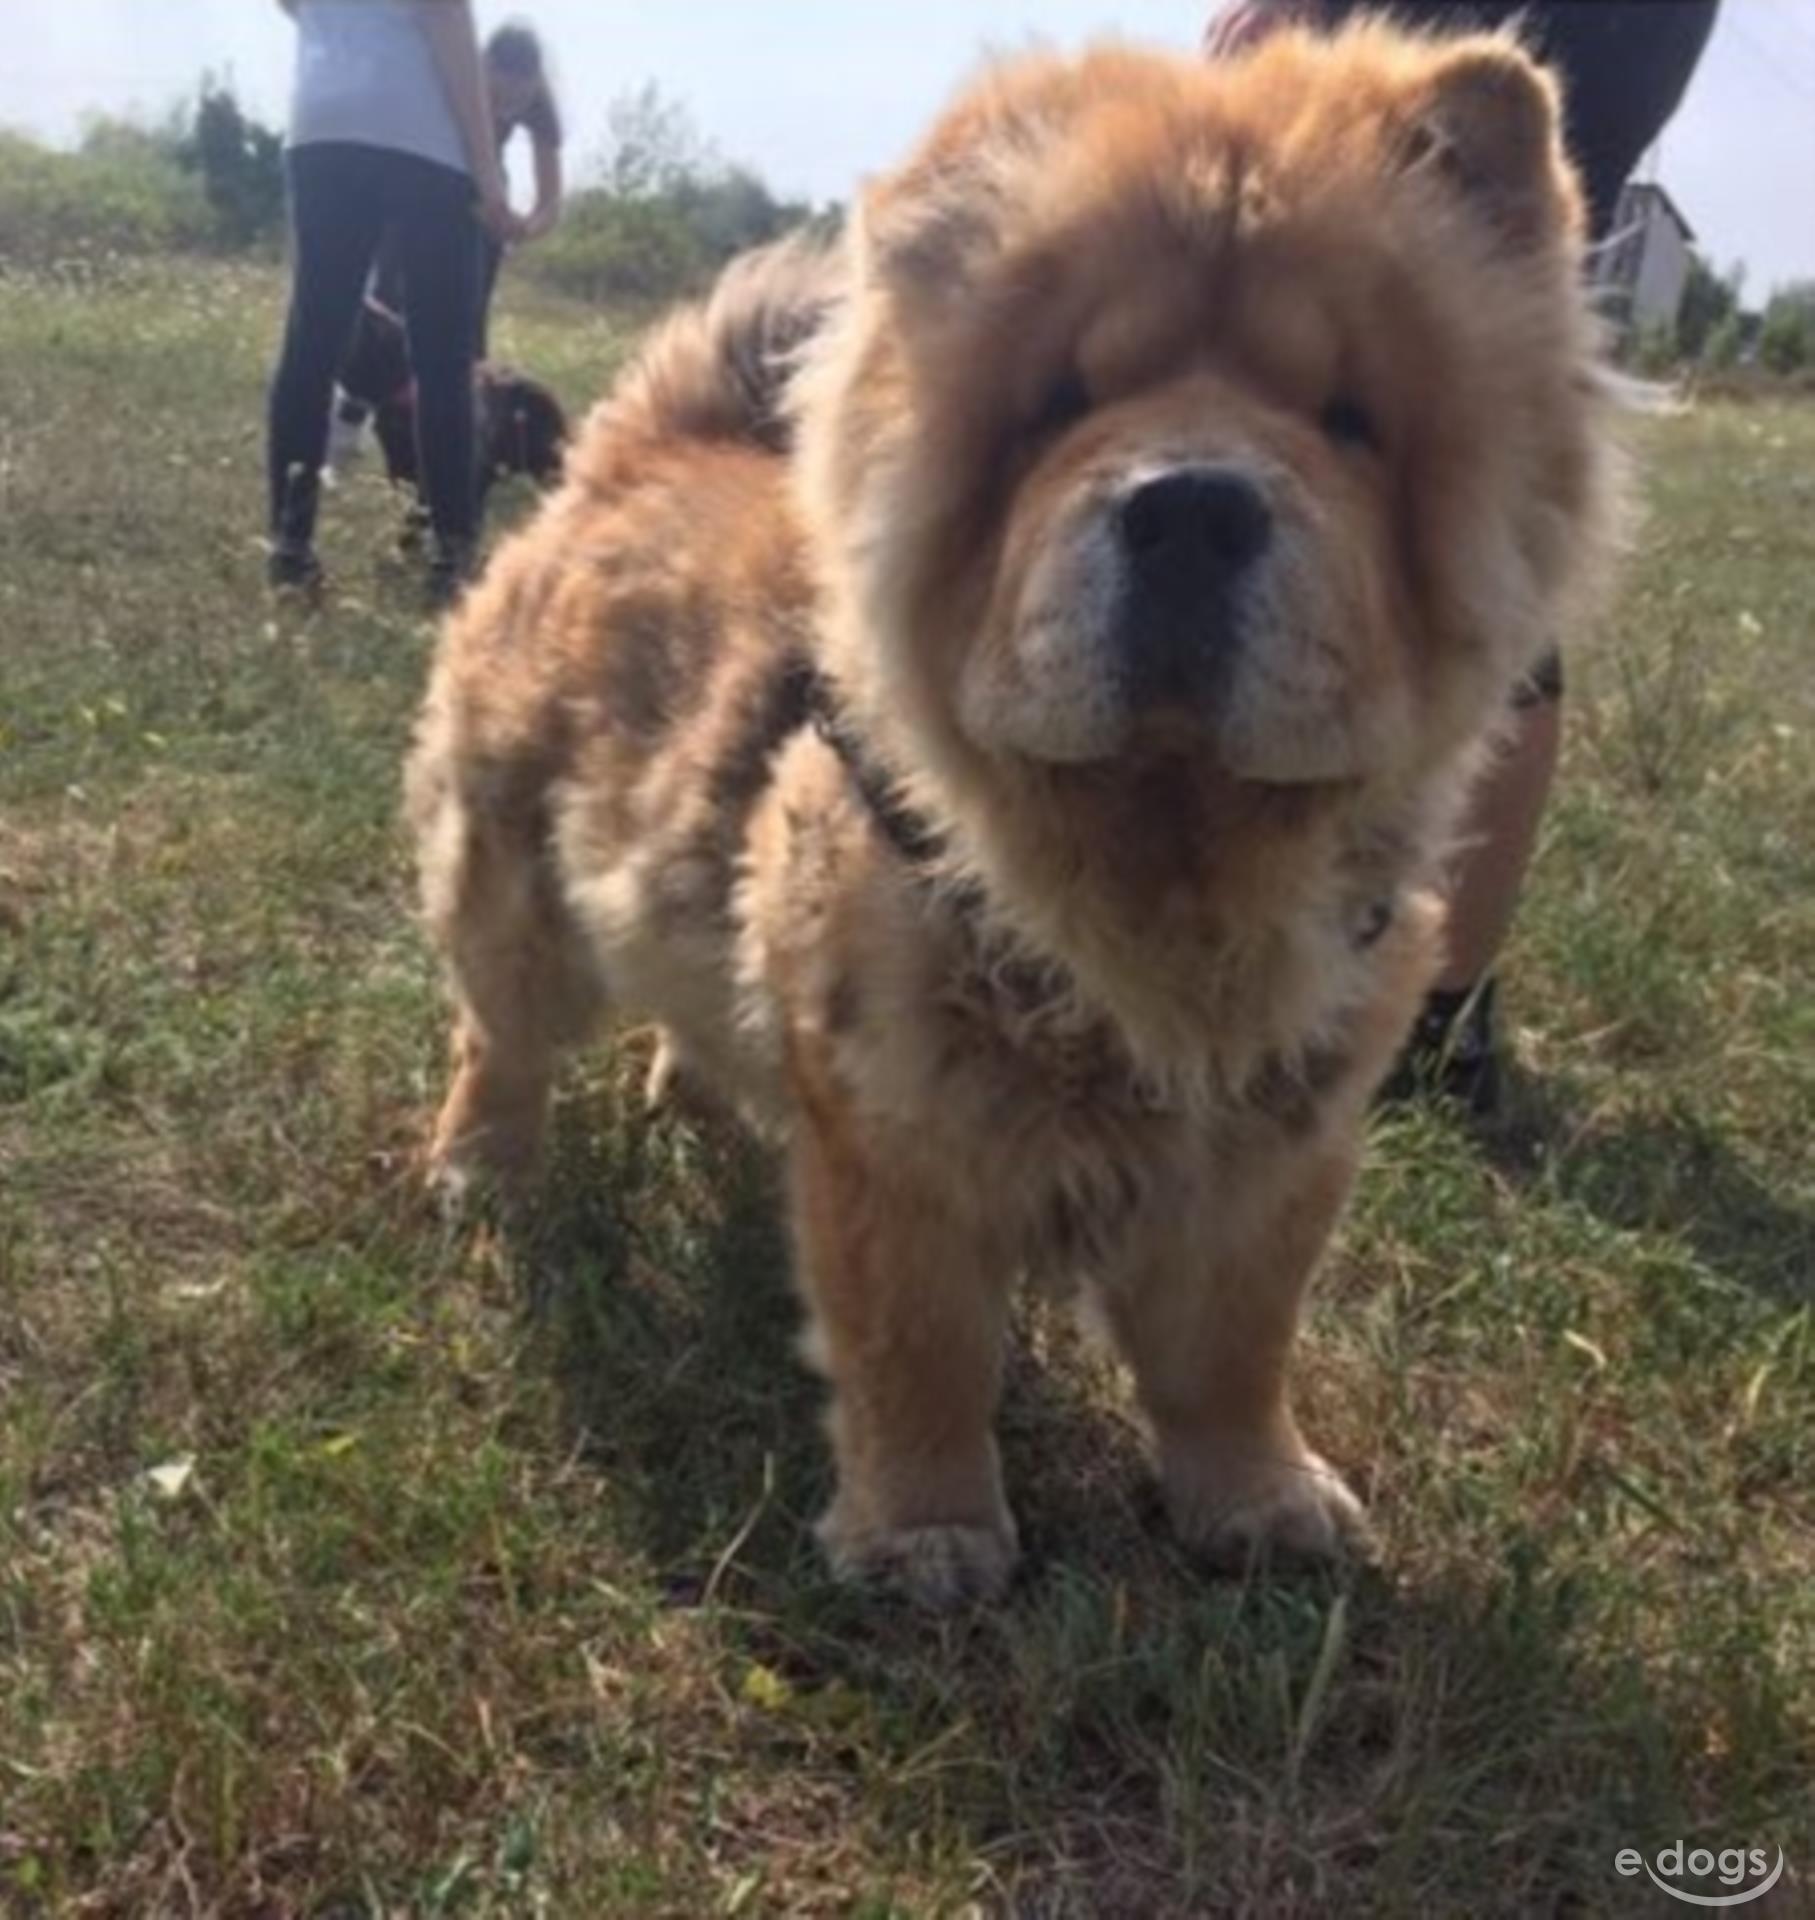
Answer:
top-left (485, 21), bottom-right (548, 84)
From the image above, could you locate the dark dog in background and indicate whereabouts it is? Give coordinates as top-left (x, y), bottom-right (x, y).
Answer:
top-left (337, 299), bottom-right (568, 511)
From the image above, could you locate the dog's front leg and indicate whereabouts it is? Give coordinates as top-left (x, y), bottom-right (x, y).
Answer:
top-left (785, 1037), bottom-right (1017, 1607)
top-left (1106, 1138), bottom-right (1371, 1569)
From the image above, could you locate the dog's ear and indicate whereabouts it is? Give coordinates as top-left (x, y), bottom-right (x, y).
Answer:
top-left (858, 58), bottom-right (1084, 304)
top-left (859, 134), bottom-right (1020, 306)
top-left (859, 172), bottom-right (998, 304)
top-left (1399, 39), bottom-right (1574, 249)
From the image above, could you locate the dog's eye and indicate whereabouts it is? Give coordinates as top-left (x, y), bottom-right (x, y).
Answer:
top-left (1030, 367), bottom-right (1091, 440)
top-left (1319, 396), bottom-right (1379, 451)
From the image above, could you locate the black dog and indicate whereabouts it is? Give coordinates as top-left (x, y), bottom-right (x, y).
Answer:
top-left (337, 299), bottom-right (568, 508)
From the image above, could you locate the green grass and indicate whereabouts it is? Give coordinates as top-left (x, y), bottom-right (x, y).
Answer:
top-left (1, 259), bottom-right (1810, 1917)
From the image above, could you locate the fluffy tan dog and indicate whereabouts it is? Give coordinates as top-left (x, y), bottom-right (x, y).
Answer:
top-left (407, 23), bottom-right (1616, 1605)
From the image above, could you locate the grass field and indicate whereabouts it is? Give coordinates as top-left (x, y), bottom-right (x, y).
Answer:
top-left (1, 258), bottom-right (1811, 1918)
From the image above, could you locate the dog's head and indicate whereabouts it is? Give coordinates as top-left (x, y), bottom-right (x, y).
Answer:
top-left (481, 373), bottom-right (569, 486)
top-left (799, 28), bottom-right (1613, 809)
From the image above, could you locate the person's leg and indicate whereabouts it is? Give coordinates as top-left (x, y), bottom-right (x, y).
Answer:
top-left (1534, 4), bottom-right (1722, 238)
top-left (1380, 657), bottom-right (1560, 1113)
top-left (330, 238), bottom-right (403, 447)
top-left (1435, 658), bottom-right (1564, 995)
top-left (267, 144), bottom-right (390, 582)
top-left (387, 156), bottom-right (482, 594)
top-left (1395, 2), bottom-right (1719, 1110)
top-left (475, 235), bottom-right (505, 362)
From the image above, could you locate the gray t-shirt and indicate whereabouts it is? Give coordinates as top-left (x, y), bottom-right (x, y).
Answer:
top-left (288, 0), bottom-right (469, 178)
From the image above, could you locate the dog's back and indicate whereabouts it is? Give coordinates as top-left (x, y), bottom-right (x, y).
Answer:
top-left (426, 230), bottom-right (841, 730)
top-left (577, 231), bottom-right (843, 470)
top-left (407, 234), bottom-right (847, 1144)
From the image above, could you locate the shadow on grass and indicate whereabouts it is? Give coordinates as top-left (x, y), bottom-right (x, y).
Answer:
top-left (507, 1086), bottom-right (815, 1583)
top-left (1477, 1066), bottom-right (1813, 1306)
top-left (504, 1057), bottom-right (1162, 1602)
top-left (480, 1060), bottom-right (1804, 1909)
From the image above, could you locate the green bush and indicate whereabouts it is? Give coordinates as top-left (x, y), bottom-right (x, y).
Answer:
top-left (1629, 319), bottom-right (1679, 379)
top-left (1757, 284), bottom-right (1815, 376)
top-left (520, 83), bottom-right (822, 308)
top-left (0, 83), bottom-right (285, 272)
top-left (1673, 254), bottom-right (1742, 362)
top-left (183, 85), bottom-right (286, 250)
top-left (0, 128), bottom-right (212, 267)
top-left (527, 173), bottom-right (822, 306)
top-left (528, 192), bottom-right (710, 305)
top-left (1702, 311), bottom-right (1745, 371)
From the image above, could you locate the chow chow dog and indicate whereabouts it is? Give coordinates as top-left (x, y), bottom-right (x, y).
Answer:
top-left (407, 22), bottom-right (1616, 1605)
top-left (338, 297), bottom-right (569, 506)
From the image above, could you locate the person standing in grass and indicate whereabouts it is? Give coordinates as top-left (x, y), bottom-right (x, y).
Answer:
top-left (1204, 0), bottom-right (1720, 1114)
top-left (477, 22), bottom-right (566, 359)
top-left (327, 18), bottom-right (565, 472)
top-left (266, 0), bottom-right (522, 608)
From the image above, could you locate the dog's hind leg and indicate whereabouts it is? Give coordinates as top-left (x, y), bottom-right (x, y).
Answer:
top-left (419, 791), bottom-right (601, 1207)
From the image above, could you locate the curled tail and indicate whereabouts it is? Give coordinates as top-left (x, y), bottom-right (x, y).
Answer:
top-left (575, 230), bottom-right (845, 478)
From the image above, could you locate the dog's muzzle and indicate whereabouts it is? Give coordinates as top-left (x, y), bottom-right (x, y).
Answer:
top-left (1111, 462), bottom-right (1273, 711)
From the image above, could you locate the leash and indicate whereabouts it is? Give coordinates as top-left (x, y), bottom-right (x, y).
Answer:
top-left (802, 672), bottom-right (948, 870)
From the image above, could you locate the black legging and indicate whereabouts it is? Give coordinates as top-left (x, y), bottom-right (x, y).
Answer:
top-left (477, 233), bottom-right (506, 360)
top-left (1321, 0), bottom-right (1720, 714)
top-left (1320, 0), bottom-right (1720, 240)
top-left (268, 142), bottom-right (481, 556)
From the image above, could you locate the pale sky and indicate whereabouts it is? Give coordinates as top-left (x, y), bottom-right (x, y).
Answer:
top-left (6, 1), bottom-right (1814, 296)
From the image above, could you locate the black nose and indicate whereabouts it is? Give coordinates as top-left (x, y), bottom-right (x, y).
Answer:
top-left (1112, 466), bottom-right (1273, 710)
top-left (1118, 465), bottom-right (1273, 580)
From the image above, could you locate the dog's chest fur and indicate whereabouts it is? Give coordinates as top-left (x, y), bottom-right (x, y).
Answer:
top-left (781, 827), bottom-right (1326, 1283)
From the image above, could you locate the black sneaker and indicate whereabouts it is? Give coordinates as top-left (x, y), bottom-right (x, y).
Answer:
top-left (396, 504), bottom-right (430, 557)
top-left (425, 540), bottom-right (477, 613)
top-left (266, 542), bottom-right (323, 603)
top-left (1378, 978), bottom-right (1503, 1118)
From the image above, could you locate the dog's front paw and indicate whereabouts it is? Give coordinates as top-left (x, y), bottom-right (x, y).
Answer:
top-left (817, 1509), bottom-right (1019, 1609)
top-left (424, 1126), bottom-right (536, 1226)
top-left (1166, 1439), bottom-right (1372, 1571)
top-left (424, 1143), bottom-right (520, 1228)
top-left (425, 1146), bottom-right (479, 1223)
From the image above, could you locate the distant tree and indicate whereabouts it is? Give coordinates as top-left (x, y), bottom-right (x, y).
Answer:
top-left (1630, 319), bottom-right (1679, 379)
top-left (593, 83), bottom-right (716, 201)
top-left (533, 83), bottom-right (818, 305)
top-left (1703, 309), bottom-right (1745, 370)
top-left (181, 80), bottom-right (285, 249)
top-left (1757, 281), bottom-right (1815, 375)
top-left (1674, 254), bottom-right (1742, 362)
top-left (670, 164), bottom-right (798, 261)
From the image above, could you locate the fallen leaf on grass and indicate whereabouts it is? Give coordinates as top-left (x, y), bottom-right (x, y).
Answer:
top-left (144, 1454), bottom-right (196, 1499)
top-left (1563, 1329), bottom-right (1608, 1371)
top-left (740, 1663), bottom-right (793, 1712)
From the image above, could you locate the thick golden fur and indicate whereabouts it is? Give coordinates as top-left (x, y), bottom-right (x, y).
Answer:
top-left (407, 24), bottom-right (1616, 1604)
